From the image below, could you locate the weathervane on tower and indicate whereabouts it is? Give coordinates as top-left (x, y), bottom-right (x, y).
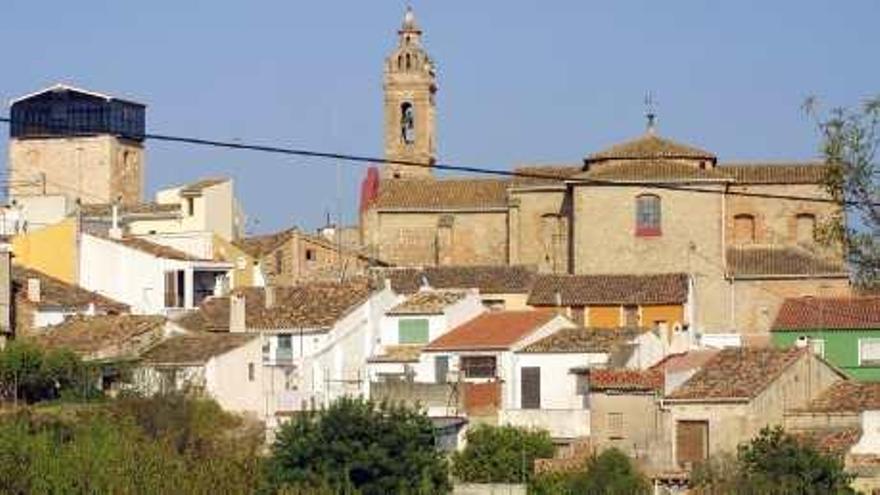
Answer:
top-left (645, 92), bottom-right (657, 134)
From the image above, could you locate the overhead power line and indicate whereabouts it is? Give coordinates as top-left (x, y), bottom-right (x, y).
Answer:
top-left (0, 116), bottom-right (874, 207)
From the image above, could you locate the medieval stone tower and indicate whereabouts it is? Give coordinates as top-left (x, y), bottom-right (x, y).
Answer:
top-left (382, 7), bottom-right (437, 180)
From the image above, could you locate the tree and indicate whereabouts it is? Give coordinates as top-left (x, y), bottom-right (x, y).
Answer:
top-left (691, 426), bottom-right (854, 495)
top-left (0, 341), bottom-right (98, 404)
top-left (530, 448), bottom-right (650, 495)
top-left (263, 398), bottom-right (450, 494)
top-left (808, 95), bottom-right (880, 289)
top-left (451, 424), bottom-right (554, 484)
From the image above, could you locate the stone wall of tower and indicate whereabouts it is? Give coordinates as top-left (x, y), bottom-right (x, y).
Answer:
top-left (9, 135), bottom-right (143, 205)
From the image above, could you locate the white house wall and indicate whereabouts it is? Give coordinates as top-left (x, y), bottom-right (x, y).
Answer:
top-left (205, 338), bottom-right (264, 419)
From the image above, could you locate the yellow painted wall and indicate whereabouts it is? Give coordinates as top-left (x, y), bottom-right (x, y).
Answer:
top-left (642, 305), bottom-right (685, 327)
top-left (11, 217), bottom-right (78, 284)
top-left (587, 306), bottom-right (620, 328)
top-left (212, 234), bottom-right (256, 288)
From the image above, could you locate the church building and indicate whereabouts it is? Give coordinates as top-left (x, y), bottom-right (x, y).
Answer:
top-left (361, 8), bottom-right (851, 336)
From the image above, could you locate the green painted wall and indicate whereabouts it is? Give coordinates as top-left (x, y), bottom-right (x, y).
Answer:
top-left (772, 328), bottom-right (880, 381)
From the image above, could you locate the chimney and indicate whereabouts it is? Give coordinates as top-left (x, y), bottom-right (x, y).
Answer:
top-left (229, 293), bottom-right (246, 333)
top-left (109, 202), bottom-right (123, 240)
top-left (27, 278), bottom-right (41, 304)
top-left (264, 286), bottom-right (276, 309)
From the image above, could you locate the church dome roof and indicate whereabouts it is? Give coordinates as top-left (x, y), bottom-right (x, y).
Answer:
top-left (585, 133), bottom-right (716, 165)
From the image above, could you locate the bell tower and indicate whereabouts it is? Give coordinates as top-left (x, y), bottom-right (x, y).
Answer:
top-left (383, 7), bottom-right (436, 179)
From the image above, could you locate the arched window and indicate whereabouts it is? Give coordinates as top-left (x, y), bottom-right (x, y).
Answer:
top-left (405, 53), bottom-right (411, 70)
top-left (796, 213), bottom-right (816, 244)
top-left (733, 214), bottom-right (756, 244)
top-left (397, 55), bottom-right (402, 70)
top-left (400, 102), bottom-right (415, 144)
top-left (635, 194), bottom-right (662, 237)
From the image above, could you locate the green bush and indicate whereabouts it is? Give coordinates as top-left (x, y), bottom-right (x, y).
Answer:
top-left (0, 341), bottom-right (99, 404)
top-left (529, 448), bottom-right (650, 495)
top-left (263, 397), bottom-right (450, 495)
top-left (452, 424), bottom-right (555, 484)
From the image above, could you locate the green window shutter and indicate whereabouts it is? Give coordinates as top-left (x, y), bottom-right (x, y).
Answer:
top-left (399, 319), bottom-right (429, 344)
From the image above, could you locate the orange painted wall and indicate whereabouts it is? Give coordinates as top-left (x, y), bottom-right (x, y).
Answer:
top-left (642, 305), bottom-right (685, 327)
top-left (587, 306), bottom-right (620, 328)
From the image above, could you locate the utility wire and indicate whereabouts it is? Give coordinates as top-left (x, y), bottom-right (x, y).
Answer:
top-left (0, 116), bottom-right (874, 207)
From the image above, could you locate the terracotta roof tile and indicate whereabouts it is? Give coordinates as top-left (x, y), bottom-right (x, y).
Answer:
top-left (183, 280), bottom-right (375, 332)
top-left (576, 160), bottom-right (729, 182)
top-left (373, 265), bottom-right (537, 295)
top-left (589, 368), bottom-right (664, 392)
top-left (373, 179), bottom-right (510, 210)
top-left (518, 327), bottom-right (649, 353)
top-left (585, 134), bottom-right (716, 164)
top-left (528, 273), bottom-right (689, 306)
top-left (666, 347), bottom-right (806, 401)
top-left (719, 162), bottom-right (829, 184)
top-left (424, 310), bottom-right (557, 351)
top-left (387, 290), bottom-right (467, 315)
top-left (179, 178), bottom-right (228, 195)
top-left (771, 297), bottom-right (879, 331)
top-left (29, 315), bottom-right (166, 360)
top-left (727, 246), bottom-right (847, 277)
top-left (79, 202), bottom-right (181, 217)
top-left (12, 265), bottom-right (128, 313)
top-left (140, 333), bottom-right (257, 365)
top-left (512, 165), bottom-right (582, 186)
top-left (803, 381), bottom-right (880, 413)
top-left (650, 350), bottom-right (720, 374)
top-left (105, 236), bottom-right (214, 262)
top-left (796, 428), bottom-right (861, 457)
top-left (232, 229), bottom-right (295, 257)
top-left (367, 344), bottom-right (423, 363)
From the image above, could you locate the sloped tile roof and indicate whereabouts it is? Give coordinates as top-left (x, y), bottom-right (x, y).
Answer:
top-left (802, 381), bottom-right (880, 413)
top-left (796, 428), bottom-right (861, 457)
top-left (727, 246), bottom-right (848, 277)
top-left (589, 368), bottom-right (664, 392)
top-left (666, 347), bottom-right (806, 401)
top-left (105, 236), bottom-right (213, 262)
top-left (719, 162), bottom-right (829, 184)
top-left (772, 297), bottom-right (879, 331)
top-left (12, 265), bottom-right (128, 313)
top-left (423, 310), bottom-right (557, 351)
top-left (373, 179), bottom-right (510, 210)
top-left (180, 178), bottom-right (228, 195)
top-left (512, 165), bottom-right (582, 186)
top-left (518, 326), bottom-right (649, 353)
top-left (367, 344), bottom-right (423, 363)
top-left (140, 333), bottom-right (257, 365)
top-left (232, 228), bottom-right (295, 257)
top-left (79, 202), bottom-right (181, 217)
top-left (575, 160), bottom-right (729, 182)
top-left (528, 273), bottom-right (689, 306)
top-left (173, 297), bottom-right (230, 333)
top-left (585, 134), bottom-right (716, 164)
top-left (650, 349), bottom-right (720, 374)
top-left (387, 290), bottom-right (468, 315)
top-left (29, 315), bottom-right (166, 358)
top-left (373, 265), bottom-right (537, 295)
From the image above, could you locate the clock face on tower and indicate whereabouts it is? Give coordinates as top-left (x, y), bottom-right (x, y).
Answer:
top-left (401, 102), bottom-right (415, 145)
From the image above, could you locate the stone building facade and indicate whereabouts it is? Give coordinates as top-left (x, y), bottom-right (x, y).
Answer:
top-left (8, 84), bottom-right (145, 205)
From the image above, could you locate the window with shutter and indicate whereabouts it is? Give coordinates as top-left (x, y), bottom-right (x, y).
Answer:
top-left (607, 412), bottom-right (624, 439)
top-left (521, 367), bottom-right (541, 409)
top-left (398, 319), bottom-right (429, 344)
top-left (860, 339), bottom-right (880, 366)
top-left (635, 194), bottom-right (662, 237)
top-left (623, 306), bottom-right (639, 327)
top-left (163, 270), bottom-right (184, 308)
top-left (461, 356), bottom-right (496, 379)
top-left (677, 420), bottom-right (709, 468)
top-left (435, 356), bottom-right (449, 383)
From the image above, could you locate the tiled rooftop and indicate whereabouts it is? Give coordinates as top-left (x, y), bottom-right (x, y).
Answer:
top-left (589, 368), bottom-right (664, 392)
top-left (666, 347), bottom-right (806, 401)
top-left (772, 296), bottom-right (880, 331)
top-left (105, 236), bottom-right (213, 262)
top-left (518, 327), bottom-right (648, 353)
top-left (802, 381), bottom-right (880, 413)
top-left (367, 344), bottom-right (423, 363)
top-left (373, 178), bottom-right (510, 210)
top-left (720, 162), bottom-right (829, 184)
top-left (726, 246), bottom-right (847, 277)
top-left (424, 310), bottom-right (557, 351)
top-left (29, 315), bottom-right (166, 359)
top-left (79, 202), bottom-right (181, 217)
top-left (576, 160), bottom-right (729, 182)
top-left (12, 265), bottom-right (128, 313)
top-left (387, 290), bottom-right (468, 315)
top-left (233, 228), bottom-right (295, 257)
top-left (528, 273), bottom-right (689, 306)
top-left (179, 178), bottom-right (228, 195)
top-left (140, 333), bottom-right (257, 365)
top-left (650, 349), bottom-right (720, 374)
top-left (585, 134), bottom-right (716, 164)
top-left (374, 265), bottom-right (537, 295)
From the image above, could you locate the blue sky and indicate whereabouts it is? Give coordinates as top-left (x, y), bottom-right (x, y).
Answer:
top-left (1, 1), bottom-right (878, 234)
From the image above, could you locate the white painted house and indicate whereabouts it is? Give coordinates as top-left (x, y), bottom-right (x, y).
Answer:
top-left (367, 288), bottom-right (485, 383)
top-left (78, 233), bottom-right (232, 315)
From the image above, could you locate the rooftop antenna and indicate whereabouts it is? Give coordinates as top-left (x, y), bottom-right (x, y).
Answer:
top-left (644, 92), bottom-right (657, 134)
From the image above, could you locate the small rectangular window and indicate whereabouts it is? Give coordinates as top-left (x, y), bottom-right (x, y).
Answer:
top-left (461, 356), bottom-right (496, 379)
top-left (860, 339), bottom-right (880, 366)
top-left (248, 362), bottom-right (255, 382)
top-left (607, 412), bottom-right (625, 439)
top-left (623, 306), bottom-right (639, 327)
top-left (398, 319), bottom-right (429, 344)
top-left (187, 197), bottom-right (195, 216)
top-left (305, 249), bottom-right (316, 261)
top-left (635, 195), bottom-right (662, 237)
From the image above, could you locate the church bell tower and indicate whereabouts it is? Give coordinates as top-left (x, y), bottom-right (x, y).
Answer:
top-left (383, 7), bottom-right (437, 179)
